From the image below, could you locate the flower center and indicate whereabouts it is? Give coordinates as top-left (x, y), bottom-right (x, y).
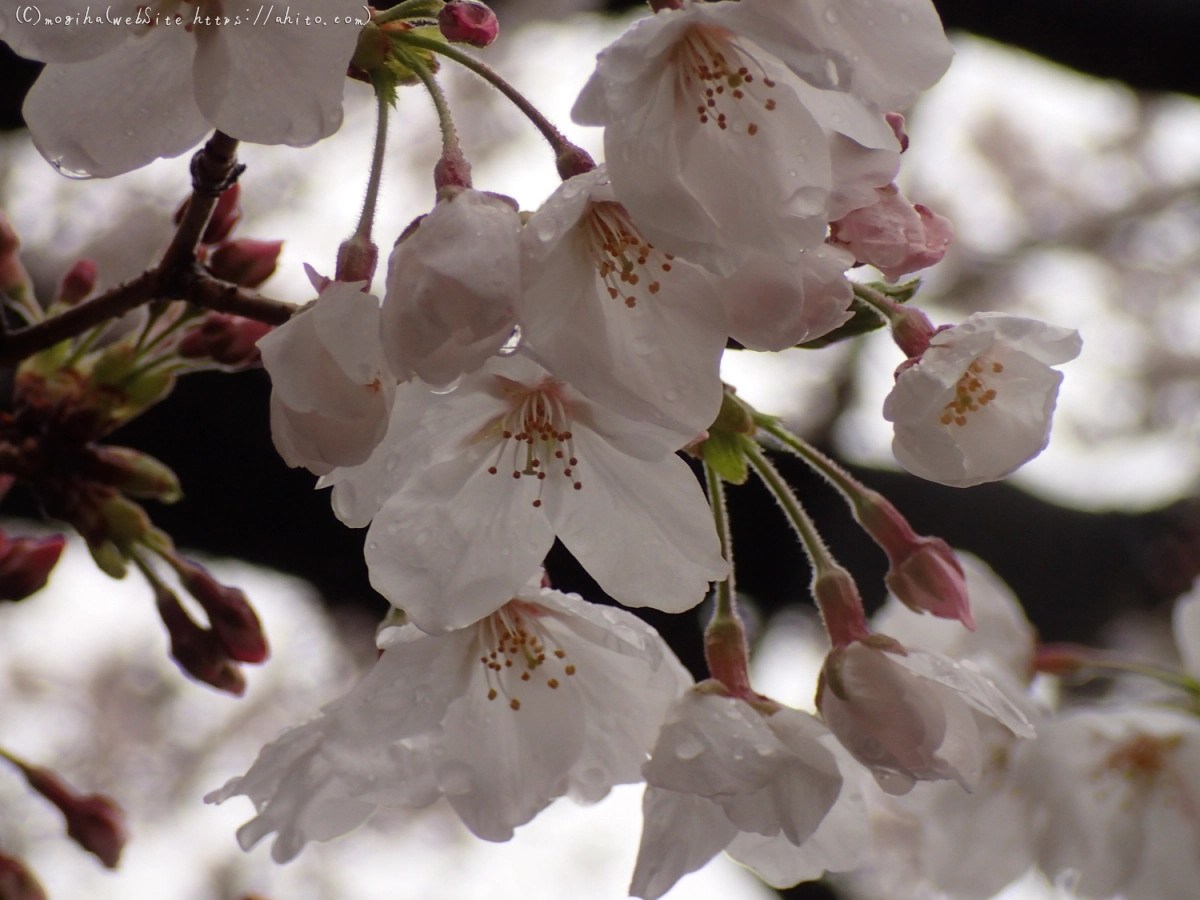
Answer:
top-left (480, 376), bottom-right (582, 507)
top-left (477, 600), bottom-right (577, 710)
top-left (1102, 733), bottom-right (1181, 783)
top-left (675, 25), bottom-right (779, 137)
top-left (939, 358), bottom-right (1002, 427)
top-left (583, 202), bottom-right (674, 310)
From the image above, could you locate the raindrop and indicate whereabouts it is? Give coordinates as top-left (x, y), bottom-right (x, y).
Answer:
top-left (49, 159), bottom-right (94, 180)
top-left (664, 389), bottom-right (679, 402)
top-left (367, 542), bottom-right (379, 551)
top-left (499, 325), bottom-right (522, 356)
top-left (534, 217), bottom-right (558, 243)
top-left (823, 8), bottom-right (837, 23)
top-left (675, 735), bottom-right (704, 760)
top-left (899, 11), bottom-right (912, 23)
top-left (430, 374), bottom-right (464, 395)
top-left (385, 456), bottom-right (399, 473)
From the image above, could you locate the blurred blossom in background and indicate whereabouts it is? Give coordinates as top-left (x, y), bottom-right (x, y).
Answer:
top-left (2, 5), bottom-right (1200, 900)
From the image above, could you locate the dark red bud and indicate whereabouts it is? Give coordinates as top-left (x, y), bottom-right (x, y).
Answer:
top-left (0, 533), bottom-right (65, 602)
top-left (202, 184), bottom-right (243, 245)
top-left (155, 585), bottom-right (246, 695)
top-left (11, 762), bottom-right (127, 869)
top-left (208, 239), bottom-right (283, 289)
top-left (555, 143), bottom-right (597, 181)
top-left (176, 560), bottom-right (269, 664)
top-left (178, 312), bottom-right (273, 368)
top-left (0, 851), bottom-right (47, 900)
top-left (437, 0), bottom-right (499, 47)
top-left (56, 259), bottom-right (97, 307)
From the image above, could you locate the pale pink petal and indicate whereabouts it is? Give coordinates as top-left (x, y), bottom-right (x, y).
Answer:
top-left (630, 788), bottom-right (739, 900)
top-left (0, 0), bottom-right (136, 62)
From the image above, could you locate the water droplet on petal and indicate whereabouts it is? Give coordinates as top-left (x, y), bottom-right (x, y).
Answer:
top-left (823, 8), bottom-right (838, 23)
top-left (438, 760), bottom-right (475, 795)
top-left (49, 158), bottom-right (94, 180)
top-left (499, 325), bottom-right (522, 356)
top-left (675, 735), bottom-right (704, 760)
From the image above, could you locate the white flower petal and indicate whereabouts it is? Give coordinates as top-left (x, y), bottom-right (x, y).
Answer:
top-left (191, 0), bottom-right (360, 145)
top-left (1172, 581), bottom-right (1200, 679)
top-left (0, 0), bottom-right (135, 62)
top-left (630, 787), bottom-right (739, 900)
top-left (22, 27), bottom-right (209, 177)
top-left (549, 431), bottom-right (727, 613)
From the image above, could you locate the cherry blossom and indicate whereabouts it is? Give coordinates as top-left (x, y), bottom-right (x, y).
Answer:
top-left (817, 635), bottom-right (1034, 795)
top-left (320, 354), bottom-right (727, 634)
top-left (830, 183), bottom-right (955, 280)
top-left (382, 189), bottom-right (522, 389)
top-left (519, 166), bottom-right (726, 442)
top-left (883, 312), bottom-right (1083, 488)
top-left (207, 580), bottom-right (692, 858)
top-left (630, 685), bottom-right (866, 899)
top-left (1013, 706), bottom-right (1200, 900)
top-left (3, 0), bottom-right (362, 177)
top-left (571, 0), bottom-right (950, 275)
top-left (258, 277), bottom-right (395, 477)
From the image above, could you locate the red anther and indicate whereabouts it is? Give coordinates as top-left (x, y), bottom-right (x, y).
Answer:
top-left (178, 312), bottom-right (273, 368)
top-left (0, 532), bottom-right (65, 602)
top-left (175, 559), bottom-right (269, 664)
top-left (437, 0), bottom-right (499, 47)
top-left (207, 238), bottom-right (283, 289)
top-left (56, 259), bottom-right (97, 307)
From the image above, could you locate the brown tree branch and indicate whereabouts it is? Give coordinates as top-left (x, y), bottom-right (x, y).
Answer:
top-left (0, 131), bottom-right (297, 368)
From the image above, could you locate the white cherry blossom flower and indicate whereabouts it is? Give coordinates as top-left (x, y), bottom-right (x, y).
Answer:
top-left (883, 312), bottom-right (1083, 488)
top-left (382, 189), bottom-right (522, 389)
top-left (1013, 706), bottom-right (1200, 900)
top-left (817, 635), bottom-right (1035, 795)
top-left (3, 0), bottom-right (361, 177)
top-left (520, 167), bottom-right (726, 442)
top-left (630, 685), bottom-right (866, 899)
top-left (258, 278), bottom-right (395, 477)
top-left (322, 354), bottom-right (728, 634)
top-left (208, 580), bottom-right (693, 858)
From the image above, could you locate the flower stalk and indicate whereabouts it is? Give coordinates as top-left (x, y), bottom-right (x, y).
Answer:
top-left (703, 459), bottom-right (752, 698)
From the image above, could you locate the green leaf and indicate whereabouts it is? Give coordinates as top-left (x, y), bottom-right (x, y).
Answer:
top-left (700, 431), bottom-right (751, 485)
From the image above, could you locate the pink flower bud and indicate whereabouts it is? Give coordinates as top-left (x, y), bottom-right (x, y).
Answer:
top-left (856, 493), bottom-right (974, 628)
top-left (177, 312), bottom-right (273, 368)
top-left (335, 234), bottom-right (379, 285)
top-left (155, 584), bottom-right (246, 696)
top-left (0, 211), bottom-right (31, 301)
top-left (208, 239), bottom-right (283, 289)
top-left (0, 851), bottom-right (47, 900)
top-left (175, 559), bottom-right (269, 664)
top-left (89, 446), bottom-right (183, 504)
top-left (1033, 642), bottom-right (1092, 676)
top-left (437, 0), bottom-right (499, 48)
top-left (55, 259), bottom-right (97, 307)
top-left (0, 533), bottom-right (65, 602)
top-left (829, 184), bottom-right (953, 282)
top-left (202, 184), bottom-right (243, 245)
top-left (11, 761), bottom-right (127, 868)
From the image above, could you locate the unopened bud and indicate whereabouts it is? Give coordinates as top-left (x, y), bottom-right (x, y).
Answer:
top-left (55, 259), bottom-right (97, 307)
top-left (334, 234), bottom-right (379, 285)
top-left (98, 494), bottom-right (153, 552)
top-left (0, 851), bottom-right (47, 900)
top-left (6, 757), bottom-right (127, 868)
top-left (1033, 643), bottom-right (1092, 677)
top-left (812, 566), bottom-right (870, 649)
top-left (0, 211), bottom-right (31, 302)
top-left (202, 184), bottom-right (243, 245)
top-left (175, 559), bottom-right (269, 664)
top-left (0, 532), bottom-right (65, 601)
top-left (178, 312), bottom-right (273, 368)
top-left (91, 446), bottom-right (182, 504)
top-left (856, 492), bottom-right (974, 629)
top-left (155, 583), bottom-right (246, 695)
top-left (437, 0), bottom-right (499, 47)
top-left (208, 239), bottom-right (283, 289)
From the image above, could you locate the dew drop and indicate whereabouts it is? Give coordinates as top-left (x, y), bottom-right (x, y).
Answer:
top-left (900, 11), bottom-right (912, 23)
top-left (430, 374), bottom-right (464, 395)
top-left (498, 325), bottom-right (522, 356)
top-left (664, 389), bottom-right (679, 402)
top-left (823, 8), bottom-right (837, 23)
top-left (414, 529), bottom-right (431, 547)
top-left (49, 158), bottom-right (94, 180)
top-left (533, 216), bottom-right (558, 243)
top-left (675, 735), bottom-right (704, 760)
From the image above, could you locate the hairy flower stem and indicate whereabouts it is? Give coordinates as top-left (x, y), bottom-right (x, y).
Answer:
top-left (745, 443), bottom-right (869, 648)
top-left (373, 0), bottom-right (441, 25)
top-left (394, 32), bottom-right (595, 178)
top-left (758, 420), bottom-right (911, 556)
top-left (1036, 643), bottom-right (1200, 694)
top-left (403, 50), bottom-right (471, 189)
top-left (853, 283), bottom-right (936, 358)
top-left (355, 92), bottom-right (391, 240)
top-left (703, 460), bottom-right (752, 697)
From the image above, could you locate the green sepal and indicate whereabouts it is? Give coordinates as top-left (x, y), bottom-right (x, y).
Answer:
top-left (699, 430), bottom-right (752, 485)
top-left (797, 278), bottom-right (921, 349)
top-left (88, 539), bottom-right (127, 579)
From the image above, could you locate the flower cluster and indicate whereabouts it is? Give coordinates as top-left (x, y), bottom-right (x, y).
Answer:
top-left (0, 0), bottom-right (1106, 894)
